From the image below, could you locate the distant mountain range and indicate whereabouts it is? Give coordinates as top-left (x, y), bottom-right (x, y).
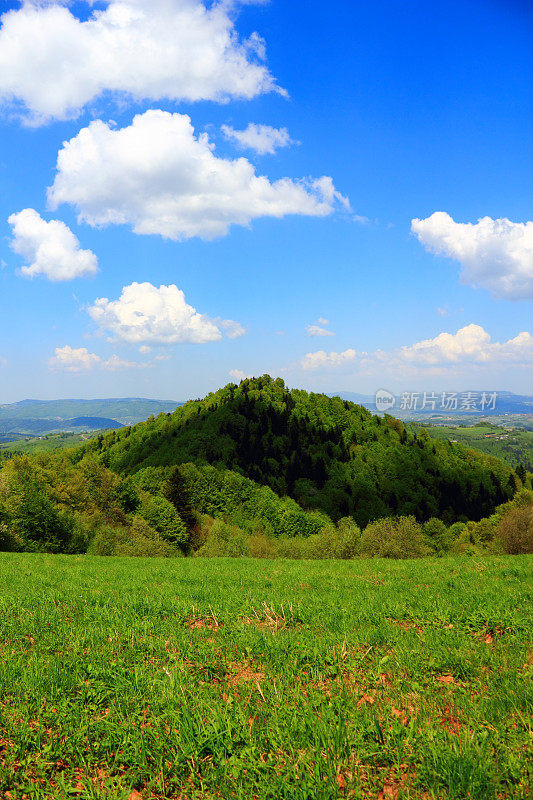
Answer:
top-left (334, 391), bottom-right (533, 417)
top-left (0, 398), bottom-right (182, 442)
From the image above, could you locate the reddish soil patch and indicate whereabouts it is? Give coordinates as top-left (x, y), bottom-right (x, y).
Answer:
top-left (226, 661), bottom-right (265, 685)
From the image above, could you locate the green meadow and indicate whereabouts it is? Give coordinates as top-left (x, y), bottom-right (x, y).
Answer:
top-left (0, 554), bottom-right (531, 799)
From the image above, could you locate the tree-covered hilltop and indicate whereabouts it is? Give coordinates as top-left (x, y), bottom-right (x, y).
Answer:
top-left (82, 375), bottom-right (518, 526)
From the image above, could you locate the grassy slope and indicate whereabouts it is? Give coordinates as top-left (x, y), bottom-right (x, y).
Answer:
top-left (0, 554), bottom-right (531, 799)
top-left (410, 423), bottom-right (533, 470)
top-left (0, 430), bottom-right (100, 455)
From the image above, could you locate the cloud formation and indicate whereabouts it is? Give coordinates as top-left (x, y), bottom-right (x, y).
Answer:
top-left (411, 212), bottom-right (533, 300)
top-left (88, 281), bottom-right (244, 345)
top-left (397, 324), bottom-right (533, 366)
top-left (48, 111), bottom-right (348, 240)
top-left (0, 0), bottom-right (279, 124)
top-left (306, 318), bottom-right (334, 337)
top-left (49, 345), bottom-right (144, 372)
top-left (301, 349), bottom-right (357, 370)
top-left (300, 325), bottom-right (533, 372)
top-left (8, 208), bottom-right (98, 281)
top-left (229, 369), bottom-right (253, 381)
top-left (222, 123), bottom-right (294, 154)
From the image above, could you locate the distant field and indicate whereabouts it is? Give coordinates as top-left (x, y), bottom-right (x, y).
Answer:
top-left (410, 422), bottom-right (533, 470)
top-left (0, 431), bottom-right (99, 455)
top-left (0, 555), bottom-right (531, 799)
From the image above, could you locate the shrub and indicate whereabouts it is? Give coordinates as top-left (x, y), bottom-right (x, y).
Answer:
top-left (138, 493), bottom-right (189, 547)
top-left (275, 536), bottom-right (310, 559)
top-left (88, 517), bottom-right (177, 557)
top-left (195, 518), bottom-right (248, 557)
top-left (423, 517), bottom-right (453, 555)
top-left (496, 504), bottom-right (533, 554)
top-left (248, 532), bottom-right (278, 558)
top-left (0, 523), bottom-right (23, 552)
top-left (358, 516), bottom-right (429, 559)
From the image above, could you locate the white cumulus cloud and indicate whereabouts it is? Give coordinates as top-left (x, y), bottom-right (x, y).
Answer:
top-left (301, 349), bottom-right (357, 370)
top-left (48, 110), bottom-right (348, 240)
top-left (0, 0), bottom-right (280, 124)
top-left (8, 208), bottom-right (98, 281)
top-left (306, 318), bottom-right (334, 337)
top-left (397, 324), bottom-right (533, 366)
top-left (49, 345), bottom-right (149, 372)
top-left (299, 324), bottom-right (533, 375)
top-left (49, 346), bottom-right (101, 373)
top-left (222, 123), bottom-right (295, 155)
top-left (88, 281), bottom-right (244, 345)
top-left (306, 325), bottom-right (334, 336)
top-left (411, 212), bottom-right (533, 300)
top-left (229, 369), bottom-right (253, 381)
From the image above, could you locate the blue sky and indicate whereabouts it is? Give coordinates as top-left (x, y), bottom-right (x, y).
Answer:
top-left (0, 0), bottom-right (531, 402)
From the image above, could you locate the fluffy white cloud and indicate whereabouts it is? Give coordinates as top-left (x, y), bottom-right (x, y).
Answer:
top-left (301, 349), bottom-right (357, 370)
top-left (299, 324), bottom-right (533, 373)
top-left (49, 345), bottom-right (149, 372)
top-left (306, 318), bottom-right (334, 337)
top-left (88, 281), bottom-right (243, 345)
top-left (8, 208), bottom-right (97, 281)
top-left (222, 123), bottom-right (294, 155)
top-left (229, 369), bottom-right (253, 381)
top-left (411, 212), bottom-right (533, 300)
top-left (397, 324), bottom-right (533, 366)
top-left (218, 319), bottom-right (246, 339)
top-left (48, 111), bottom-right (348, 240)
top-left (0, 0), bottom-right (280, 124)
top-left (49, 346), bottom-right (101, 373)
top-left (306, 325), bottom-right (334, 336)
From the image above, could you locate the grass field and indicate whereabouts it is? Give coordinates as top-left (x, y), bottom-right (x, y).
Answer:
top-left (0, 432), bottom-right (100, 456)
top-left (0, 555), bottom-right (531, 799)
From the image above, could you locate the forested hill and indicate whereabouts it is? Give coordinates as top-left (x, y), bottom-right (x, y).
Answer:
top-left (81, 376), bottom-right (517, 527)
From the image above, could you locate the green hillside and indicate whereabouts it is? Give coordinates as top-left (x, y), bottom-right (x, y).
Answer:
top-left (82, 376), bottom-right (517, 527)
top-left (0, 430), bottom-right (101, 456)
top-left (409, 421), bottom-right (533, 472)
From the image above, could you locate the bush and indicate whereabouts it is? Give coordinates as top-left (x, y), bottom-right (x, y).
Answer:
top-left (0, 523), bottom-right (23, 552)
top-left (423, 517), bottom-right (453, 555)
top-left (274, 536), bottom-right (310, 559)
top-left (87, 517), bottom-right (178, 557)
top-left (248, 531), bottom-right (278, 558)
top-left (496, 505), bottom-right (533, 554)
top-left (358, 516), bottom-right (429, 559)
top-left (138, 493), bottom-right (189, 547)
top-left (195, 518), bottom-right (248, 557)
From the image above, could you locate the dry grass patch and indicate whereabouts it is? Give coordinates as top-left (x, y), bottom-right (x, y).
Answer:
top-left (226, 661), bottom-right (266, 686)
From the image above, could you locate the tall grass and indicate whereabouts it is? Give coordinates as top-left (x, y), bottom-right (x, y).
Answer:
top-left (0, 554), bottom-right (531, 799)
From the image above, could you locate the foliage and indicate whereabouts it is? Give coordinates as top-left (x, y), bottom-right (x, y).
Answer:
top-left (138, 492), bottom-right (188, 547)
top-left (358, 515), bottom-right (429, 559)
top-left (195, 517), bottom-right (249, 557)
top-left (177, 461), bottom-right (331, 537)
top-left (87, 516), bottom-right (178, 558)
top-left (423, 517), bottom-right (454, 555)
top-left (82, 376), bottom-right (517, 527)
top-left (496, 505), bottom-right (533, 554)
top-left (0, 379), bottom-right (530, 559)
